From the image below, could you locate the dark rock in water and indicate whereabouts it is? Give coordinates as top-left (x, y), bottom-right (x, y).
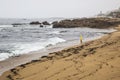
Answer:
top-left (60, 31), bottom-right (67, 33)
top-left (30, 21), bottom-right (41, 25)
top-left (12, 23), bottom-right (24, 27)
top-left (42, 21), bottom-right (50, 25)
top-left (40, 24), bottom-right (43, 27)
top-left (12, 23), bottom-right (23, 25)
top-left (52, 18), bottom-right (120, 29)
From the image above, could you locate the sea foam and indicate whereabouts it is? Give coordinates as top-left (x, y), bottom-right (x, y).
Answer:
top-left (0, 37), bottom-right (66, 61)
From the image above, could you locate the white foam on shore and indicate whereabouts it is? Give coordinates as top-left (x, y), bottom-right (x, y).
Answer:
top-left (46, 25), bottom-right (53, 28)
top-left (0, 37), bottom-right (66, 61)
top-left (0, 53), bottom-right (12, 61)
top-left (0, 25), bottom-right (13, 28)
top-left (48, 31), bottom-right (60, 34)
top-left (12, 37), bottom-right (65, 55)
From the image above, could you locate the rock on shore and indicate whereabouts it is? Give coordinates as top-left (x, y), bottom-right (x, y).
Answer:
top-left (53, 17), bottom-right (120, 28)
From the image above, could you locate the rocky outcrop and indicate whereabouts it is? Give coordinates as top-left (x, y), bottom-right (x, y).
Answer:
top-left (52, 18), bottom-right (120, 28)
top-left (29, 21), bottom-right (41, 25)
top-left (29, 21), bottom-right (50, 27)
top-left (12, 23), bottom-right (23, 25)
top-left (42, 21), bottom-right (50, 25)
top-left (12, 23), bottom-right (25, 27)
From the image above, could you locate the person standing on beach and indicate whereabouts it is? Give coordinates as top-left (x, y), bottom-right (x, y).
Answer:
top-left (80, 35), bottom-right (83, 44)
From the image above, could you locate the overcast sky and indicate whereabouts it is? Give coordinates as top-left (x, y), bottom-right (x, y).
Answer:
top-left (0, 0), bottom-right (120, 18)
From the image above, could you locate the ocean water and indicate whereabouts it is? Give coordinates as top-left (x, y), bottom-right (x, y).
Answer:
top-left (0, 25), bottom-right (115, 61)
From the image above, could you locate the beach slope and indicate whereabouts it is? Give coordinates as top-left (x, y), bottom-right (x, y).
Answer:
top-left (0, 26), bottom-right (120, 80)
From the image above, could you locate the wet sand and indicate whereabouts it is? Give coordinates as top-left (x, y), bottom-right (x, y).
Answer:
top-left (0, 39), bottom-right (79, 75)
top-left (0, 26), bottom-right (120, 80)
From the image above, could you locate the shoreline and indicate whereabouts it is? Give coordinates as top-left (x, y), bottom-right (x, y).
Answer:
top-left (0, 28), bottom-right (110, 75)
top-left (0, 27), bottom-right (114, 62)
top-left (0, 26), bottom-right (120, 80)
top-left (0, 35), bottom-right (104, 75)
top-left (0, 40), bottom-right (78, 75)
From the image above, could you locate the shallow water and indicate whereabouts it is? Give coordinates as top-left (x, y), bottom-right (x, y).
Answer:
top-left (0, 25), bottom-right (115, 61)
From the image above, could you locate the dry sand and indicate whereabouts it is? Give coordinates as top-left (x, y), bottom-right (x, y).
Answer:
top-left (0, 26), bottom-right (120, 80)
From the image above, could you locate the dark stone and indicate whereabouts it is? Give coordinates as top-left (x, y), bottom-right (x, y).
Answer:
top-left (12, 23), bottom-right (24, 27)
top-left (40, 24), bottom-right (43, 27)
top-left (52, 18), bottom-right (120, 29)
top-left (30, 21), bottom-right (41, 25)
top-left (42, 21), bottom-right (50, 25)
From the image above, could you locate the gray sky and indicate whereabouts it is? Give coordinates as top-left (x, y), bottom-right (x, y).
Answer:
top-left (0, 0), bottom-right (120, 18)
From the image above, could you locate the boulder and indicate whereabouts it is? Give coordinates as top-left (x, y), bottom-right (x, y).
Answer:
top-left (42, 21), bottom-right (50, 25)
top-left (30, 21), bottom-right (41, 25)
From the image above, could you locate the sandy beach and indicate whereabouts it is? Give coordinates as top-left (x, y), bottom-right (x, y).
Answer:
top-left (0, 39), bottom-right (79, 75)
top-left (0, 26), bottom-right (120, 80)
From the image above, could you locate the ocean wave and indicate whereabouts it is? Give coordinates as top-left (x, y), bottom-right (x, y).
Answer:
top-left (0, 27), bottom-right (115, 61)
top-left (48, 31), bottom-right (60, 34)
top-left (0, 53), bottom-right (12, 61)
top-left (13, 37), bottom-right (65, 54)
top-left (0, 25), bottom-right (13, 28)
top-left (0, 37), bottom-right (66, 61)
